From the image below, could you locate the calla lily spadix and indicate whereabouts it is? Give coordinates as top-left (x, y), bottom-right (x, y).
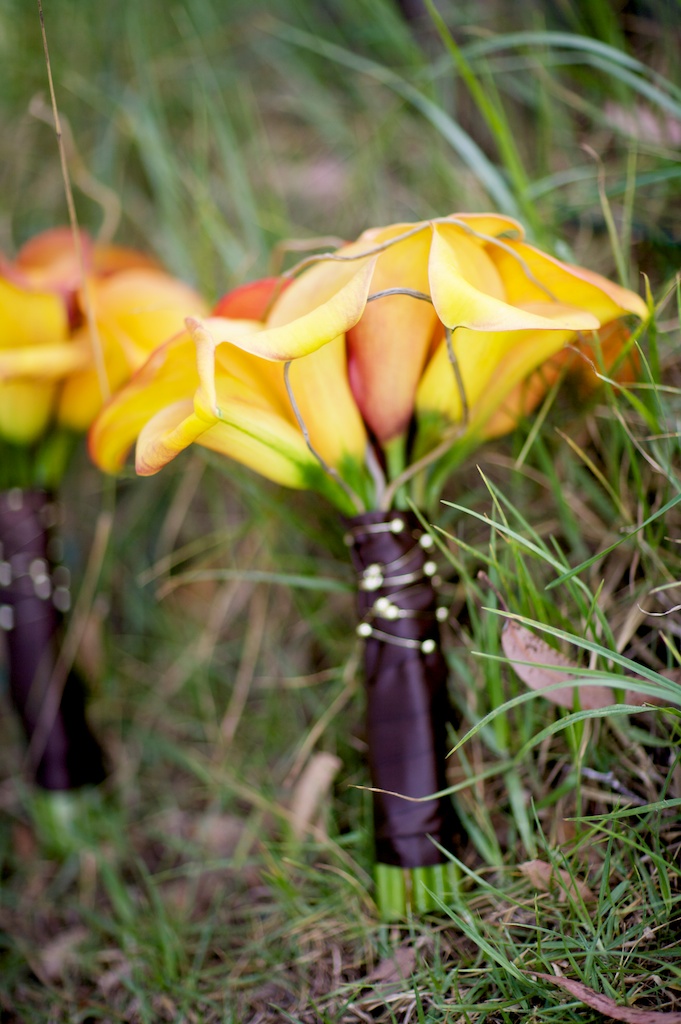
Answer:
top-left (90, 212), bottom-right (647, 514)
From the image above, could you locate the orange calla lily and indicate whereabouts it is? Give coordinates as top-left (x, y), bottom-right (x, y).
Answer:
top-left (89, 212), bottom-right (647, 512)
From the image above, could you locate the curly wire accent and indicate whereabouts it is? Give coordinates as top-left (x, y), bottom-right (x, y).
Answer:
top-left (445, 325), bottom-right (469, 427)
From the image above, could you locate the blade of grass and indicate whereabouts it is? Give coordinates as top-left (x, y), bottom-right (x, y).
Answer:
top-left (271, 20), bottom-right (522, 217)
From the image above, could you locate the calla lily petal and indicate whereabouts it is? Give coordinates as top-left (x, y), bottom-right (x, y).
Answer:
top-left (0, 340), bottom-right (90, 380)
top-left (482, 362), bottom-right (561, 440)
top-left (465, 325), bottom-right (581, 434)
top-left (482, 317), bottom-right (641, 439)
top-left (199, 257), bottom-right (377, 362)
top-left (57, 323), bottom-right (131, 430)
top-left (285, 335), bottom-right (368, 467)
top-left (434, 221), bottom-right (508, 301)
top-left (429, 225), bottom-right (600, 333)
top-left (12, 228), bottom-right (158, 293)
top-left (268, 225), bottom-right (425, 328)
top-left (489, 239), bottom-right (649, 322)
top-left (0, 276), bottom-right (76, 443)
top-left (88, 332), bottom-right (200, 473)
top-left (417, 302), bottom-right (597, 430)
top-left (0, 277), bottom-right (68, 348)
top-left (186, 316), bottom-right (264, 416)
top-left (212, 277), bottom-right (288, 319)
top-left (135, 380), bottom-right (327, 490)
top-left (187, 316), bottom-right (367, 469)
top-left (346, 226), bottom-right (436, 442)
top-left (190, 265), bottom-right (374, 468)
top-left (0, 380), bottom-right (57, 443)
top-left (202, 377), bottom-right (327, 488)
top-left (86, 268), bottom-right (209, 369)
top-left (92, 243), bottom-right (160, 277)
top-left (11, 227), bottom-right (94, 296)
top-left (444, 212), bottom-right (525, 241)
top-left (136, 400), bottom-right (212, 475)
top-left (199, 421), bottom-right (317, 489)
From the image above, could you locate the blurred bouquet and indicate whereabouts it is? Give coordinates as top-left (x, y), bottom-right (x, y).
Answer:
top-left (90, 212), bottom-right (647, 913)
top-left (0, 226), bottom-right (208, 790)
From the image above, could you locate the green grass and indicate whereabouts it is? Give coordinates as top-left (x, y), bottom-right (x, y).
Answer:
top-left (1, 0), bottom-right (680, 1020)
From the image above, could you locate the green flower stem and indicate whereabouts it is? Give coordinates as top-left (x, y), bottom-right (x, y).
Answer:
top-left (383, 435), bottom-right (408, 508)
top-left (375, 862), bottom-right (459, 920)
top-left (0, 431), bottom-right (79, 492)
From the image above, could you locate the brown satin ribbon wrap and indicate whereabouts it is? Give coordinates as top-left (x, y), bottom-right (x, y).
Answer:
top-left (345, 510), bottom-right (461, 868)
top-left (0, 489), bottom-right (106, 790)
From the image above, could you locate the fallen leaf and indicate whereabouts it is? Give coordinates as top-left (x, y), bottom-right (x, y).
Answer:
top-left (501, 619), bottom-right (665, 710)
top-left (98, 964), bottom-right (133, 997)
top-left (364, 945), bottom-right (417, 986)
top-left (525, 970), bottom-right (681, 1023)
top-left (194, 812), bottom-right (244, 857)
top-left (519, 859), bottom-right (594, 902)
top-left (11, 822), bottom-right (36, 860)
top-left (39, 926), bottom-right (89, 982)
top-left (289, 751), bottom-right (342, 840)
top-left (154, 808), bottom-right (245, 856)
top-left (603, 100), bottom-right (681, 147)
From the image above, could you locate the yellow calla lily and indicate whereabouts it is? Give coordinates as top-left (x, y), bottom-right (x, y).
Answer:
top-left (416, 319), bottom-right (580, 431)
top-left (200, 256), bottom-right (377, 362)
top-left (0, 275), bottom-right (78, 443)
top-left (88, 332), bottom-right (201, 474)
top-left (0, 226), bottom-right (208, 452)
top-left (0, 276), bottom-right (69, 350)
top-left (91, 322), bottom-right (347, 504)
top-left (481, 317), bottom-right (641, 439)
top-left (488, 237), bottom-right (649, 321)
top-left (186, 257), bottom-right (375, 470)
top-left (428, 225), bottom-right (600, 334)
top-left (0, 380), bottom-right (58, 444)
top-left (57, 269), bottom-right (209, 431)
top-left (135, 385), bottom-right (323, 490)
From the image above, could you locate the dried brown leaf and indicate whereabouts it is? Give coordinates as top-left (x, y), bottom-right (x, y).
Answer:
top-left (519, 859), bottom-right (594, 902)
top-left (526, 970), bottom-right (681, 1023)
top-left (364, 945), bottom-right (417, 986)
top-left (603, 100), bottom-right (681, 147)
top-left (194, 812), bottom-right (244, 857)
top-left (288, 751), bottom-right (342, 839)
top-left (38, 926), bottom-right (88, 982)
top-left (501, 620), bottom-right (663, 709)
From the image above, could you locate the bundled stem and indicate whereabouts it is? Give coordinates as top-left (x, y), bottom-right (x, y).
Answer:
top-left (344, 509), bottom-right (462, 916)
top-left (0, 488), bottom-right (106, 789)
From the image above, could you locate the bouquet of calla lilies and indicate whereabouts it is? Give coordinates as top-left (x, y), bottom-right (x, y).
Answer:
top-left (0, 227), bottom-right (207, 791)
top-left (88, 211), bottom-right (646, 916)
top-left (83, 211), bottom-right (643, 917)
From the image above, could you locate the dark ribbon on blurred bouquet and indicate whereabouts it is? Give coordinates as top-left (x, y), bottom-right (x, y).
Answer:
top-left (0, 488), bottom-right (106, 789)
top-left (344, 509), bottom-right (461, 867)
